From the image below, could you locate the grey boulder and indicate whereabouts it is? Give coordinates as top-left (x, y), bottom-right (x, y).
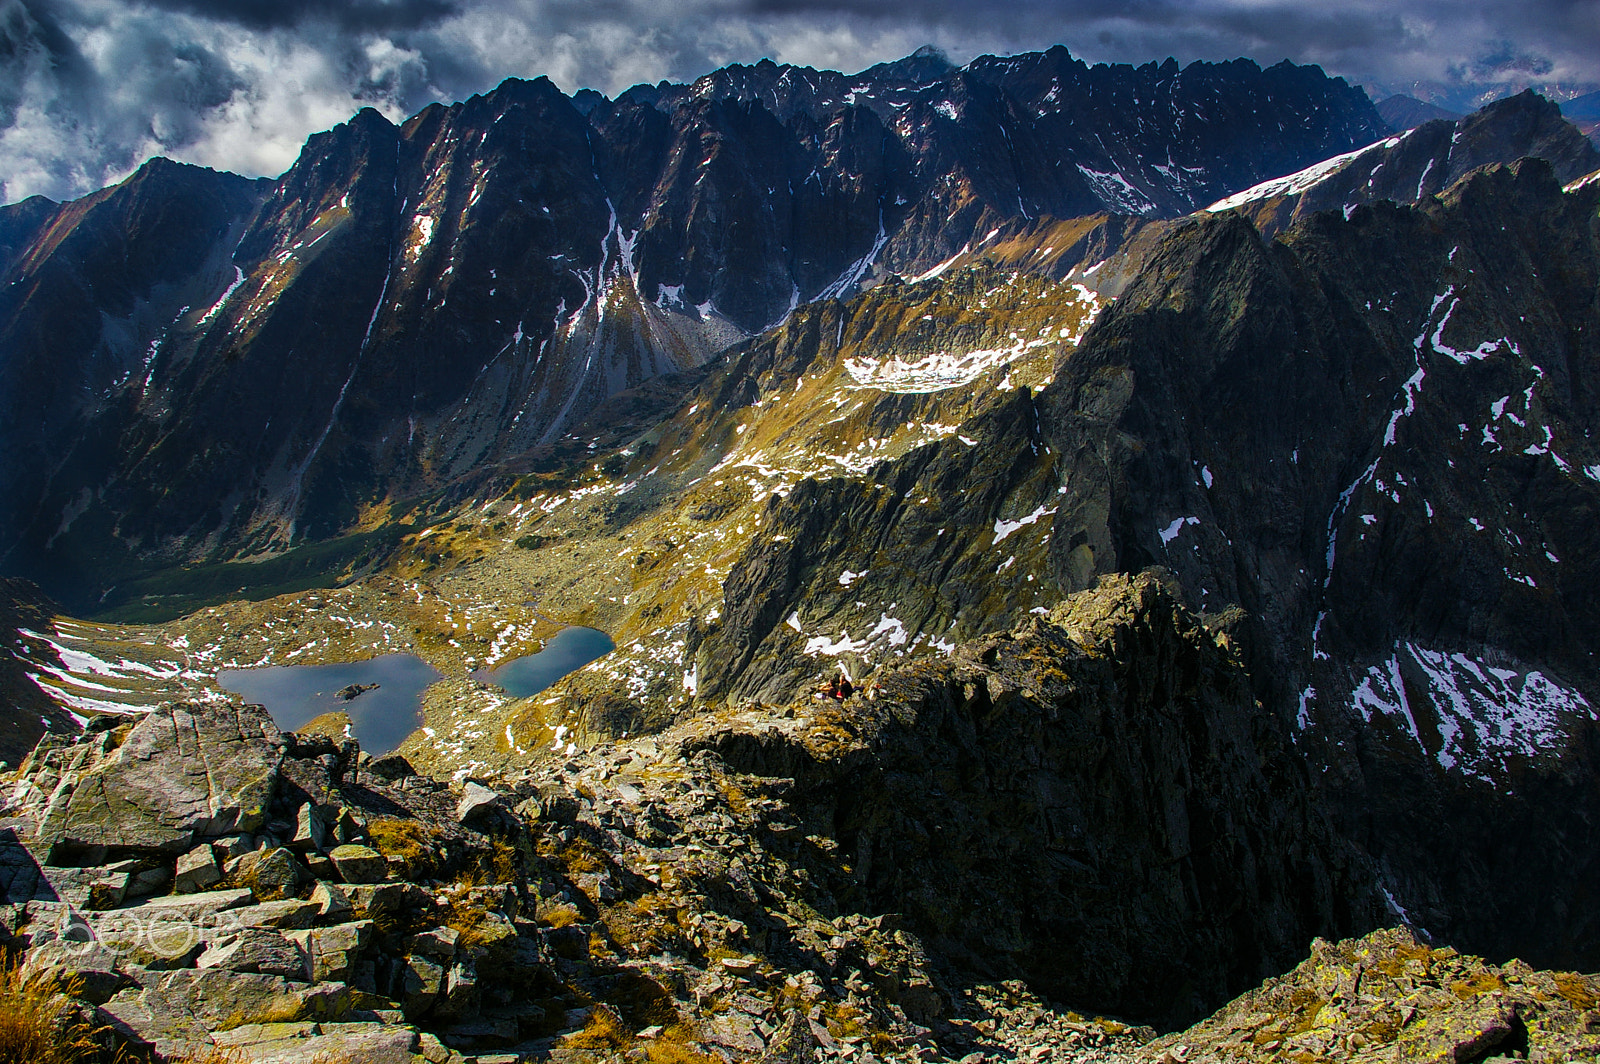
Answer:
top-left (31, 701), bottom-right (283, 856)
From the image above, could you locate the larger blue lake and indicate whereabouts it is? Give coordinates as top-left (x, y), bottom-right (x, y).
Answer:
top-left (217, 653), bottom-right (441, 756)
top-left (474, 626), bottom-right (614, 697)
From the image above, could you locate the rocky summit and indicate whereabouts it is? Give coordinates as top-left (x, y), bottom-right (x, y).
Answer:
top-left (3, 41), bottom-right (1600, 1064)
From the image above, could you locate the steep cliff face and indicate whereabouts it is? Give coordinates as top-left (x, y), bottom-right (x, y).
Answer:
top-left (0, 49), bottom-right (1391, 607)
top-left (1038, 161), bottom-right (1600, 969)
top-left (0, 161), bottom-right (268, 599)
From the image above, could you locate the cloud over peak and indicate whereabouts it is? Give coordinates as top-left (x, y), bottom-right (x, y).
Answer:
top-left (2, 0), bottom-right (1596, 204)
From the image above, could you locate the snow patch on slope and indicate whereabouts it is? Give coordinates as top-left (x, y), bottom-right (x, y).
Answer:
top-left (1345, 642), bottom-right (1596, 781)
top-left (994, 505), bottom-right (1056, 544)
top-left (1205, 135), bottom-right (1401, 213)
top-left (1076, 165), bottom-right (1157, 215)
top-left (843, 284), bottom-right (1103, 393)
top-left (197, 266), bottom-right (246, 326)
top-left (1564, 169), bottom-right (1600, 193)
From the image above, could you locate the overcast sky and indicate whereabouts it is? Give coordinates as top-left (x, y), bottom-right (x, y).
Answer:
top-left (2, 0), bottom-right (1597, 204)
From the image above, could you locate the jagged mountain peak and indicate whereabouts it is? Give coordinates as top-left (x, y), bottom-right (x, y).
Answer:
top-left (856, 42), bottom-right (958, 83)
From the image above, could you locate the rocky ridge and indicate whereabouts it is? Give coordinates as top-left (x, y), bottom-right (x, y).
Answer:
top-left (1205, 91), bottom-right (1600, 235)
top-left (2, 575), bottom-right (1598, 1063)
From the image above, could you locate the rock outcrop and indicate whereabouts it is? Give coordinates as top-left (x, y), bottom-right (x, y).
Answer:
top-left (11, 701), bottom-right (283, 858)
top-left (0, 700), bottom-right (538, 1061)
top-left (1140, 926), bottom-right (1600, 1063)
top-left (686, 572), bottom-right (1384, 1026)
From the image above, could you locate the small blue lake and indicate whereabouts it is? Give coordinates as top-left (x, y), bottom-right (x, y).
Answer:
top-left (474, 626), bottom-right (614, 697)
top-left (217, 653), bottom-right (441, 756)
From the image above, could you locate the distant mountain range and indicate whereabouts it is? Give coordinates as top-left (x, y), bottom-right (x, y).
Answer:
top-left (1362, 76), bottom-right (1600, 118)
top-left (1372, 81), bottom-right (1600, 147)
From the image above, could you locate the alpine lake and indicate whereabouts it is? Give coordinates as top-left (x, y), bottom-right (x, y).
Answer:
top-left (217, 626), bottom-right (614, 754)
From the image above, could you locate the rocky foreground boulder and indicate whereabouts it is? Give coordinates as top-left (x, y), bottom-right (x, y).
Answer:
top-left (0, 574), bottom-right (1596, 1062)
top-left (15, 700), bottom-right (282, 858)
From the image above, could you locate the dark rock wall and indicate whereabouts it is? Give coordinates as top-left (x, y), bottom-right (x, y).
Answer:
top-left (700, 573), bottom-right (1382, 1027)
top-left (0, 578), bottom-right (79, 764)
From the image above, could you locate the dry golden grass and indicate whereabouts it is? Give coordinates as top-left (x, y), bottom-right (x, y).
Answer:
top-left (452, 839), bottom-right (521, 888)
top-left (643, 1022), bottom-right (722, 1064)
top-left (542, 905), bottom-right (581, 929)
top-left (439, 890), bottom-right (519, 949)
top-left (716, 781), bottom-right (751, 818)
top-left (563, 1004), bottom-right (630, 1051)
top-left (441, 902), bottom-right (491, 945)
top-left (0, 959), bottom-right (102, 1064)
top-left (556, 837), bottom-right (606, 875)
top-left (1450, 971), bottom-right (1507, 1001)
top-left (827, 1004), bottom-right (867, 1039)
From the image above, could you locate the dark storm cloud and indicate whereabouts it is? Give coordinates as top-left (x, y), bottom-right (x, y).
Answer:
top-left (1, 0), bottom-right (1596, 203)
top-left (0, 0), bottom-right (255, 200)
top-left (1470, 41), bottom-right (1556, 79)
top-left (138, 0), bottom-right (459, 32)
top-left (734, 0), bottom-right (1586, 74)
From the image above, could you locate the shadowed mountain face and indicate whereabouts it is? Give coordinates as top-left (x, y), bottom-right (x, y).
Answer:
top-left (646, 158), bottom-right (1600, 973)
top-left (0, 49), bottom-right (1390, 607)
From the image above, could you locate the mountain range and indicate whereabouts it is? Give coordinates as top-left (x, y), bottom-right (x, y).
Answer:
top-left (1, 47), bottom-right (1391, 606)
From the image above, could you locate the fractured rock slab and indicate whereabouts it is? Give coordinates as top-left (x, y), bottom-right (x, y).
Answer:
top-left (32, 702), bottom-right (283, 856)
top-left (174, 846), bottom-right (222, 894)
top-left (197, 926), bottom-right (308, 980)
